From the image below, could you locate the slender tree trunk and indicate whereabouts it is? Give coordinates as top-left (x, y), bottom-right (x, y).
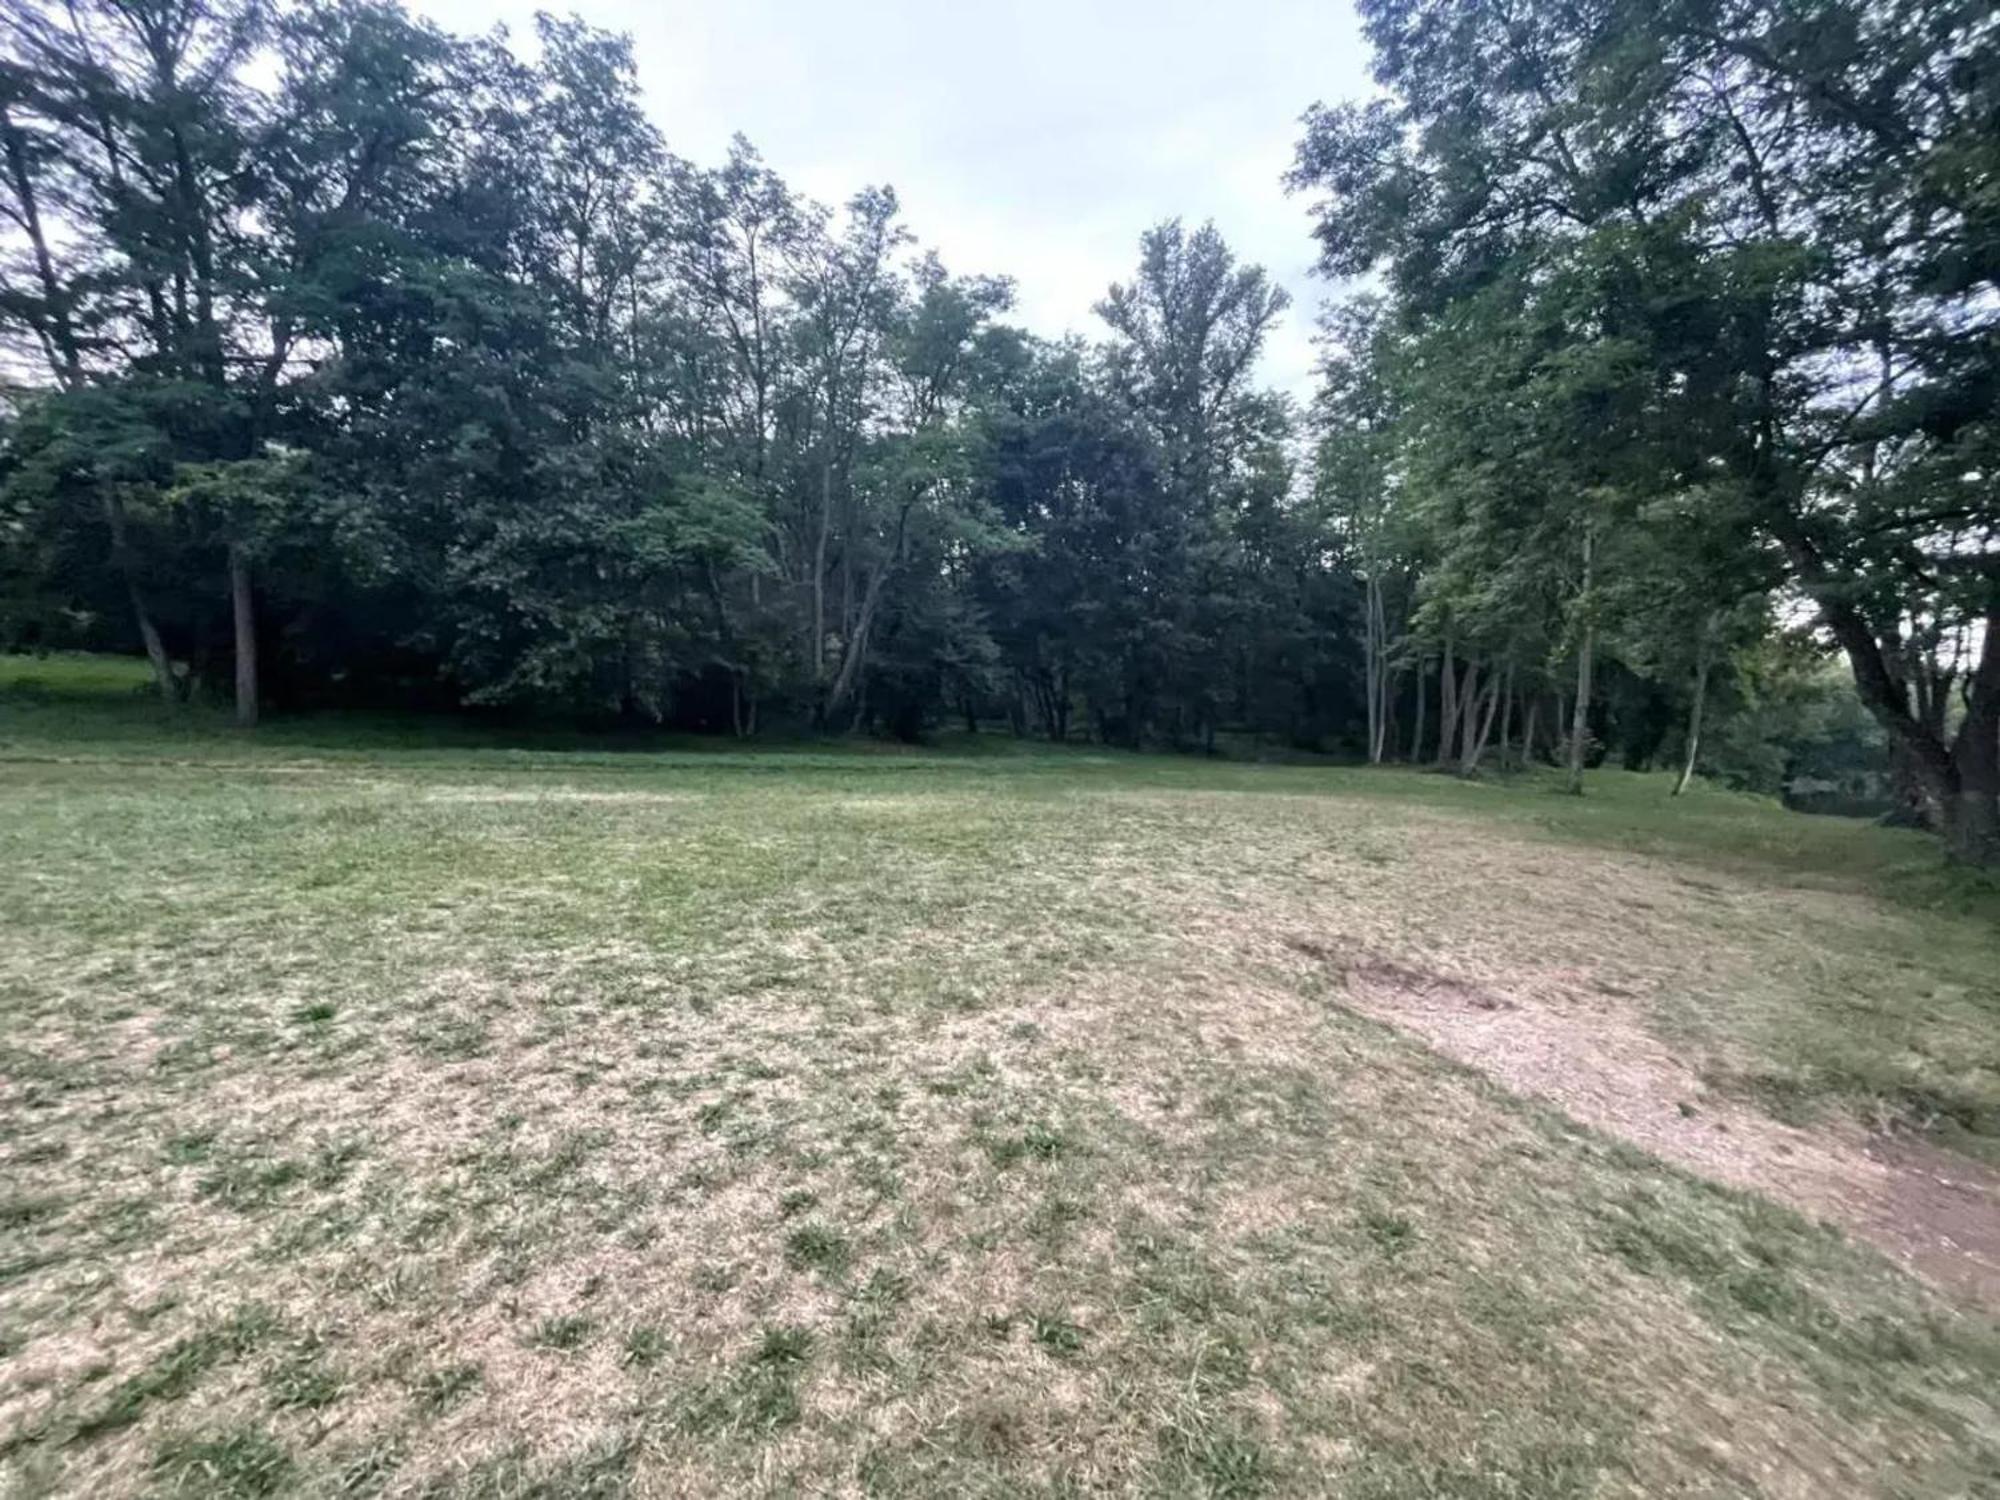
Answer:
top-left (1496, 666), bottom-right (1514, 769)
top-left (1456, 659), bottom-right (1481, 766)
top-left (811, 472), bottom-right (830, 685)
top-left (731, 673), bottom-right (752, 736)
top-left (1566, 638), bottom-right (1595, 793)
top-left (1364, 574), bottom-right (1385, 764)
top-left (848, 672), bottom-right (870, 736)
top-left (101, 493), bottom-right (176, 702)
top-left (826, 568), bottom-right (884, 720)
top-left (229, 541), bottom-right (257, 729)
top-left (1565, 529), bottom-right (1595, 795)
top-left (1435, 636), bottom-right (1457, 766)
top-left (824, 497), bottom-right (916, 721)
top-left (1672, 631), bottom-right (1713, 798)
top-left (1459, 671), bottom-right (1501, 775)
top-left (129, 574), bottom-right (175, 701)
top-left (1365, 575), bottom-right (1395, 764)
top-left (1521, 695), bottom-right (1538, 768)
top-left (1410, 658), bottom-right (1428, 764)
top-left (1376, 600), bottom-right (1392, 762)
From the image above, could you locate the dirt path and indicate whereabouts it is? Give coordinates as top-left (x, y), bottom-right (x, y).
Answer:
top-left (1307, 945), bottom-right (2000, 1310)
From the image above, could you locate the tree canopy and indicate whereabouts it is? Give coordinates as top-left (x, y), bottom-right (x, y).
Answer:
top-left (1291, 0), bottom-right (1998, 860)
top-left (3, 0), bottom-right (1992, 860)
top-left (0, 0), bottom-right (1353, 750)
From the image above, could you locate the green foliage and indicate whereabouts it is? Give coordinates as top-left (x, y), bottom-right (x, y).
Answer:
top-left (2, 0), bottom-right (1985, 842)
top-left (1029, 1311), bottom-right (1088, 1358)
top-left (1703, 640), bottom-right (1888, 801)
top-left (0, 3), bottom-right (1353, 748)
top-left (1292, 0), bottom-right (1998, 850)
top-left (150, 1425), bottom-right (293, 1499)
top-left (784, 1222), bottom-right (851, 1277)
top-left (528, 1315), bottom-right (597, 1353)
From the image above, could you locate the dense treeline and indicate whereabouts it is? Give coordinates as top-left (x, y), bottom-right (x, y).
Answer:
top-left (0, 0), bottom-right (1346, 749)
top-left (1294, 0), bottom-right (1998, 861)
top-left (1, 0), bottom-right (1993, 860)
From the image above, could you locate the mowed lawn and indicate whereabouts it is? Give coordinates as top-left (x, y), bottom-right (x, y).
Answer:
top-left (4, 660), bottom-right (2000, 1497)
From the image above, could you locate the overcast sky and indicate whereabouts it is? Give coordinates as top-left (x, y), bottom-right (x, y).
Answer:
top-left (406, 0), bottom-right (1374, 399)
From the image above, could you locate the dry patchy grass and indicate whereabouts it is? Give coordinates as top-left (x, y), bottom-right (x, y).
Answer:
top-left (2, 717), bottom-right (1999, 1497)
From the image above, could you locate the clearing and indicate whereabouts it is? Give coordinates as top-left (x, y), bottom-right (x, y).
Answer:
top-left (3, 657), bottom-right (2000, 1498)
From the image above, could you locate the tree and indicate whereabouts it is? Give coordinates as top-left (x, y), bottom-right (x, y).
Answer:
top-left (1, 0), bottom-right (265, 697)
top-left (1089, 221), bottom-right (1296, 747)
top-left (1292, 0), bottom-right (1999, 857)
top-left (1312, 298), bottom-right (1405, 763)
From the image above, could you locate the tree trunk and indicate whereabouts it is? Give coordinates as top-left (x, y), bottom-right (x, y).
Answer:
top-left (1364, 574), bottom-right (1385, 764)
top-left (101, 493), bottom-right (177, 702)
top-left (1410, 657), bottom-right (1427, 764)
top-left (1565, 529), bottom-right (1595, 795)
top-left (811, 481), bottom-right (830, 686)
top-left (1435, 637), bottom-right (1457, 766)
top-left (823, 497), bottom-right (916, 722)
top-left (1778, 523), bottom-right (1998, 863)
top-left (1882, 741), bottom-right (1943, 829)
top-left (1945, 788), bottom-right (2000, 866)
top-left (229, 541), bottom-right (257, 729)
top-left (1365, 574), bottom-right (1397, 764)
top-left (1459, 671), bottom-right (1501, 775)
top-left (849, 671), bottom-right (870, 736)
top-left (130, 575), bottom-right (175, 702)
top-left (730, 671), bottom-right (755, 739)
top-left (1521, 696), bottom-right (1538, 767)
top-left (825, 567), bottom-right (884, 721)
top-left (1672, 633), bottom-right (1712, 798)
top-left (1942, 596), bottom-right (2000, 864)
top-left (1565, 636), bottom-right (1594, 795)
top-left (1455, 659), bottom-right (1481, 766)
top-left (1375, 664), bottom-right (1394, 762)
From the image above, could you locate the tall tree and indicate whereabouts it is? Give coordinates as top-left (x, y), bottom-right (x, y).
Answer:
top-left (1292, 0), bottom-right (1999, 856)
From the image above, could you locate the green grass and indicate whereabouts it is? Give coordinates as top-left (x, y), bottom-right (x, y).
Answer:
top-left (149, 1425), bottom-right (292, 1498)
top-left (0, 651), bottom-right (167, 702)
top-left (3, 655), bottom-right (2000, 1496)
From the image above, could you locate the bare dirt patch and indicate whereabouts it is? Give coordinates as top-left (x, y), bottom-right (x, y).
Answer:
top-left (1314, 942), bottom-right (2000, 1309)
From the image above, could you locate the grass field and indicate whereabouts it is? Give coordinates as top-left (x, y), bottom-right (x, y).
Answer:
top-left (4, 654), bottom-right (2000, 1497)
